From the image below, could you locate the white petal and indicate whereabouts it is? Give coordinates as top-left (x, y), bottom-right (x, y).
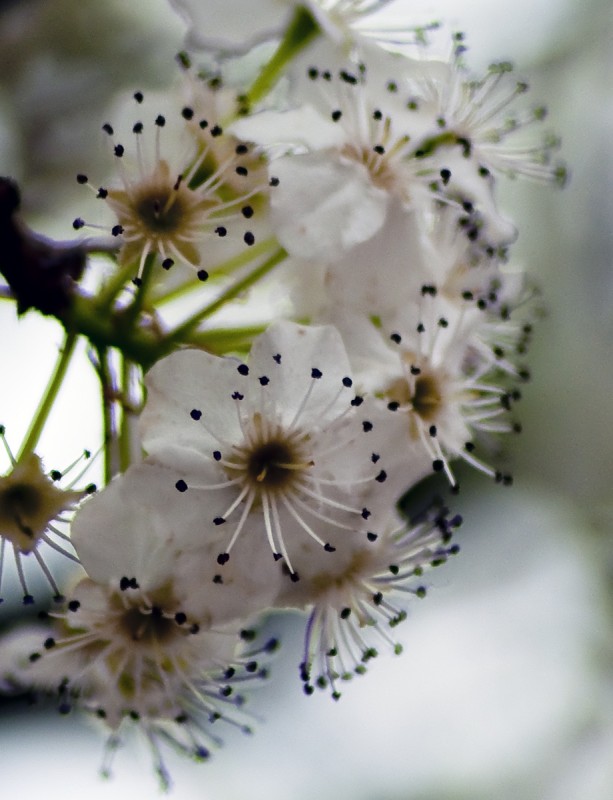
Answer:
top-left (270, 152), bottom-right (389, 260)
top-left (71, 465), bottom-right (180, 587)
top-left (169, 0), bottom-right (290, 53)
top-left (140, 348), bottom-right (245, 460)
top-left (230, 105), bottom-right (345, 153)
top-left (247, 320), bottom-right (354, 427)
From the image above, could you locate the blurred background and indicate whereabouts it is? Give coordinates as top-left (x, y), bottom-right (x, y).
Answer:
top-left (0, 0), bottom-right (611, 797)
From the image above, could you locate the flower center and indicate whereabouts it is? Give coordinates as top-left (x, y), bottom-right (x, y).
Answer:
top-left (246, 439), bottom-right (301, 489)
top-left (341, 142), bottom-right (398, 192)
top-left (226, 415), bottom-right (314, 502)
top-left (134, 187), bottom-right (187, 235)
top-left (119, 604), bottom-right (177, 645)
top-left (0, 483), bottom-right (41, 523)
top-left (411, 373), bottom-right (442, 421)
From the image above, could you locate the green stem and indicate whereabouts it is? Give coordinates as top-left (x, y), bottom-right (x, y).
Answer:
top-left (190, 323), bottom-right (269, 355)
top-left (95, 259), bottom-right (138, 310)
top-left (17, 330), bottom-right (78, 462)
top-left (95, 346), bottom-right (117, 485)
top-left (121, 252), bottom-right (156, 328)
top-left (65, 294), bottom-right (163, 369)
top-left (118, 355), bottom-right (139, 473)
top-left (243, 6), bottom-right (320, 109)
top-left (165, 246), bottom-right (287, 345)
top-left (152, 237), bottom-right (280, 307)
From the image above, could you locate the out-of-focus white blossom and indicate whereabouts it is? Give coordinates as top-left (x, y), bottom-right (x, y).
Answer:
top-left (169, 0), bottom-right (400, 55)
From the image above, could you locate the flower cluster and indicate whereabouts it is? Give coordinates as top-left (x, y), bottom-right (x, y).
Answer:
top-left (0, 0), bottom-right (563, 790)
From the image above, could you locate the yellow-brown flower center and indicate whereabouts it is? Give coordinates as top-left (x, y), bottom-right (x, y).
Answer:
top-left (0, 453), bottom-right (81, 552)
top-left (246, 439), bottom-right (300, 489)
top-left (134, 187), bottom-right (187, 235)
top-left (411, 373), bottom-right (443, 421)
top-left (119, 605), bottom-right (176, 645)
top-left (341, 142), bottom-right (398, 192)
top-left (225, 414), bottom-right (313, 498)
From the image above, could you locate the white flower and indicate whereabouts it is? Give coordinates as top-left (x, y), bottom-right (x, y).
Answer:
top-left (72, 462), bottom-right (284, 625)
top-left (139, 320), bottom-right (391, 579)
top-left (73, 88), bottom-right (268, 281)
top-left (22, 571), bottom-right (277, 789)
top-left (278, 504), bottom-right (461, 698)
top-left (0, 428), bottom-right (93, 603)
top-left (232, 62), bottom-right (443, 261)
top-left (387, 36), bottom-right (566, 202)
top-left (427, 53), bottom-right (567, 185)
top-left (332, 289), bottom-right (524, 489)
